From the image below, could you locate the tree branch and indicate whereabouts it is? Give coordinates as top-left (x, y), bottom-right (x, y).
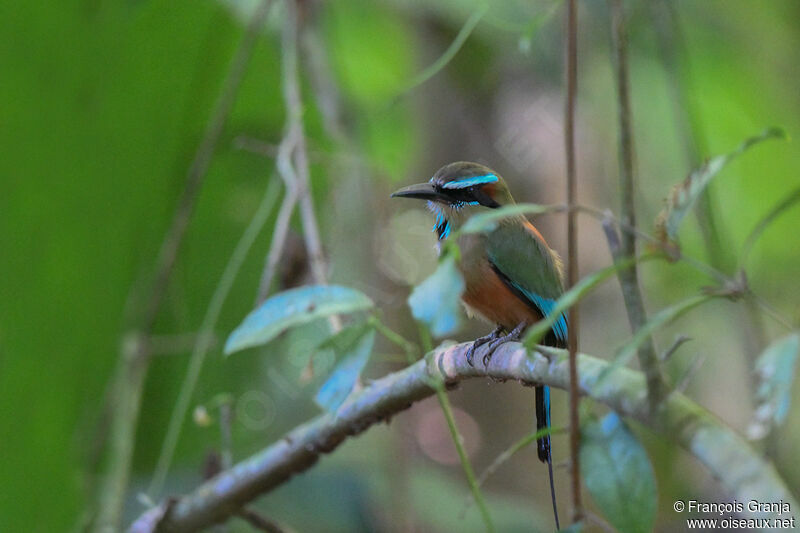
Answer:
top-left (131, 342), bottom-right (798, 532)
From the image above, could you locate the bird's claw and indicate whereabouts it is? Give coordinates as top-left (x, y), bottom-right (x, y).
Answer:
top-left (465, 344), bottom-right (477, 367)
top-left (466, 325), bottom-right (504, 367)
top-left (481, 322), bottom-right (527, 367)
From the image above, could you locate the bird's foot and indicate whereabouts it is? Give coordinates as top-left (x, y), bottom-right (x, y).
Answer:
top-left (482, 322), bottom-right (527, 367)
top-left (466, 325), bottom-right (504, 366)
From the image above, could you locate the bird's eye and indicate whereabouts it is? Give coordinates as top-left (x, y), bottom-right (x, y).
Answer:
top-left (471, 187), bottom-right (500, 209)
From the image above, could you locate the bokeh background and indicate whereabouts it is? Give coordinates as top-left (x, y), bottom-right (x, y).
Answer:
top-left (2, 0), bottom-right (799, 531)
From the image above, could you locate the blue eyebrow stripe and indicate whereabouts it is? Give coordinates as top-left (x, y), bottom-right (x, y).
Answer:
top-left (441, 174), bottom-right (498, 189)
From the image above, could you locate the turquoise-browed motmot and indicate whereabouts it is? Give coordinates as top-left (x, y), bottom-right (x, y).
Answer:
top-left (392, 161), bottom-right (566, 528)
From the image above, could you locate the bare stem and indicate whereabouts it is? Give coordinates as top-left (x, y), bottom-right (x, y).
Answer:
top-left (608, 0), bottom-right (664, 410)
top-left (236, 509), bottom-right (289, 533)
top-left (260, 0), bottom-right (340, 335)
top-left (418, 327), bottom-right (495, 532)
top-left (563, 0), bottom-right (583, 522)
top-left (256, 188), bottom-right (298, 302)
top-left (399, 5), bottom-right (488, 95)
top-left (148, 180), bottom-right (279, 499)
top-left (461, 425), bottom-right (565, 517)
top-left (578, 202), bottom-right (796, 333)
top-left (281, 1), bottom-right (331, 291)
top-left (299, 5), bottom-right (347, 142)
top-left (437, 384), bottom-right (495, 532)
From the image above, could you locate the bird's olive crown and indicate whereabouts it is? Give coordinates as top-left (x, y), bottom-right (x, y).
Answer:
top-left (429, 161), bottom-right (513, 209)
top-left (390, 161), bottom-right (518, 240)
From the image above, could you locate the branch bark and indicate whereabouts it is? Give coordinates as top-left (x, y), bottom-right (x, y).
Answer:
top-left (131, 342), bottom-right (797, 532)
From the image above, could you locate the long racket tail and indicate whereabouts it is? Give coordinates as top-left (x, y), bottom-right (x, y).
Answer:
top-left (536, 384), bottom-right (560, 529)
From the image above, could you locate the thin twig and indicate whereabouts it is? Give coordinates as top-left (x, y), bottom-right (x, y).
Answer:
top-left (235, 135), bottom-right (370, 173)
top-left (398, 5), bottom-right (488, 96)
top-left (260, 1), bottom-right (340, 336)
top-left (369, 316), bottom-right (418, 357)
top-left (219, 401), bottom-right (234, 470)
top-left (140, 1), bottom-right (271, 332)
top-left (377, 317), bottom-right (492, 528)
top-left (257, 187), bottom-right (298, 302)
top-left (659, 334), bottom-right (691, 362)
top-left (236, 508), bottom-right (288, 533)
top-left (147, 179), bottom-right (280, 499)
top-left (460, 426), bottom-right (566, 517)
top-left (235, 136), bottom-right (281, 158)
top-left (437, 386), bottom-right (496, 532)
top-left (563, 0), bottom-right (583, 523)
top-left (130, 342), bottom-right (798, 532)
top-left (674, 353), bottom-right (706, 394)
top-left (299, 8), bottom-right (346, 143)
top-left (281, 1), bottom-right (330, 291)
top-left (418, 326), bottom-right (495, 532)
top-left (576, 203), bottom-right (725, 282)
top-left (92, 2), bottom-right (272, 529)
top-left (600, 210), bottom-right (621, 256)
top-left (739, 186), bottom-right (800, 270)
top-left (468, 199), bottom-right (794, 334)
top-left (147, 332), bottom-right (220, 356)
top-left (577, 203), bottom-right (796, 331)
top-left (608, 0), bottom-right (664, 410)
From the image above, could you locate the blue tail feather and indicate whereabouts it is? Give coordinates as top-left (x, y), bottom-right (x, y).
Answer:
top-left (536, 385), bottom-right (559, 529)
top-left (535, 385), bottom-right (551, 462)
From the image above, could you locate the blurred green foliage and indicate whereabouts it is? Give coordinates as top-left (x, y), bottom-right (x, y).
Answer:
top-left (2, 0), bottom-right (800, 531)
top-left (580, 413), bottom-right (656, 533)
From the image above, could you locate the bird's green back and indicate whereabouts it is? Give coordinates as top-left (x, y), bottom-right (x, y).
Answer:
top-left (487, 219), bottom-right (564, 299)
top-left (485, 218), bottom-right (568, 341)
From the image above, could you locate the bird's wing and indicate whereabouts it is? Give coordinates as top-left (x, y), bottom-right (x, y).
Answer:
top-left (486, 220), bottom-right (568, 344)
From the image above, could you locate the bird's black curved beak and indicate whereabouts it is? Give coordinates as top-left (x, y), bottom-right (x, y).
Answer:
top-left (390, 182), bottom-right (446, 202)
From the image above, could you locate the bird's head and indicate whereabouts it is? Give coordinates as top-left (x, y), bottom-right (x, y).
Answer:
top-left (391, 161), bottom-right (513, 240)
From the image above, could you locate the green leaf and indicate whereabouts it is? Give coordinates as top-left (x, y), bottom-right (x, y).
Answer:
top-left (315, 325), bottom-right (377, 412)
top-left (224, 285), bottom-right (373, 355)
top-left (655, 127), bottom-right (786, 247)
top-left (581, 413), bottom-right (657, 533)
top-left (748, 333), bottom-right (800, 439)
top-left (459, 203), bottom-right (562, 235)
top-left (408, 255), bottom-right (465, 337)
